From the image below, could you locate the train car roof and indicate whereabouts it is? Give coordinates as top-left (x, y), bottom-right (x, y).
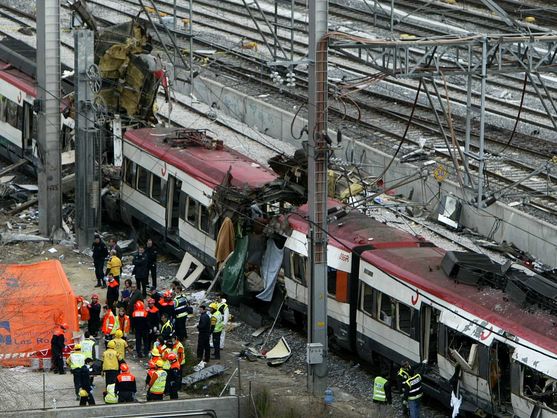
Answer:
top-left (124, 127), bottom-right (277, 189)
top-left (0, 58), bottom-right (36, 97)
top-left (289, 204), bottom-right (427, 251)
top-left (361, 246), bottom-right (557, 355)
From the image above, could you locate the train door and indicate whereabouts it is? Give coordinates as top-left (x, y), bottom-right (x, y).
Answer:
top-left (166, 175), bottom-right (182, 242)
top-left (489, 342), bottom-right (512, 411)
top-left (420, 305), bottom-right (440, 366)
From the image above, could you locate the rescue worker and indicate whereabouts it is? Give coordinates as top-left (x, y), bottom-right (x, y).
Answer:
top-left (160, 312), bottom-right (174, 340)
top-left (173, 285), bottom-right (190, 342)
top-left (132, 300), bottom-right (149, 358)
top-left (92, 234), bottom-right (108, 288)
top-left (150, 347), bottom-right (162, 364)
top-left (158, 291), bottom-right (175, 319)
top-left (170, 334), bottom-right (186, 379)
top-left (51, 322), bottom-right (67, 374)
top-left (146, 298), bottom-right (160, 349)
top-left (218, 298), bottom-right (229, 349)
top-left (209, 303), bottom-right (224, 360)
top-left (112, 330), bottom-right (129, 361)
top-left (145, 238), bottom-right (158, 288)
top-left (79, 358), bottom-right (96, 406)
top-left (397, 361), bottom-right (411, 391)
top-left (132, 245), bottom-right (150, 297)
top-left (81, 331), bottom-right (97, 361)
top-left (101, 305), bottom-right (119, 347)
top-left (108, 238), bottom-right (122, 259)
top-left (148, 286), bottom-right (161, 304)
top-left (147, 359), bottom-right (167, 401)
top-left (102, 340), bottom-right (121, 386)
top-left (127, 283), bottom-right (142, 317)
top-left (117, 306), bottom-right (131, 338)
top-left (67, 344), bottom-right (86, 399)
top-left (106, 273), bottom-right (120, 312)
top-left (159, 339), bottom-right (173, 371)
top-left (104, 383), bottom-right (118, 404)
top-left (77, 297), bottom-right (90, 325)
top-left (403, 368), bottom-right (424, 418)
top-left (372, 375), bottom-right (392, 404)
top-left (88, 294), bottom-right (101, 337)
top-left (166, 352), bottom-right (181, 399)
top-left (115, 363), bottom-right (137, 403)
top-left (145, 359), bottom-right (157, 388)
top-left (106, 250), bottom-right (122, 283)
top-left (196, 305), bottom-right (211, 363)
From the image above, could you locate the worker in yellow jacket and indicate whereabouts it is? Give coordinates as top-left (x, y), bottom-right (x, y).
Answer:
top-left (106, 250), bottom-right (122, 282)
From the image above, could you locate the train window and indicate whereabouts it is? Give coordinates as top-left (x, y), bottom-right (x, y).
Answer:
top-left (151, 174), bottom-right (162, 203)
top-left (199, 205), bottom-right (212, 235)
top-left (123, 158), bottom-right (135, 186)
top-left (377, 292), bottom-right (394, 327)
top-left (137, 165), bottom-right (149, 194)
top-left (327, 267), bottom-right (337, 296)
top-left (360, 283), bottom-right (374, 316)
top-left (6, 100), bottom-right (18, 129)
top-left (523, 367), bottom-right (557, 410)
top-left (397, 303), bottom-right (414, 336)
top-left (447, 328), bottom-right (479, 373)
top-left (0, 96), bottom-right (6, 121)
top-left (186, 196), bottom-right (199, 226)
top-left (291, 253), bottom-right (307, 285)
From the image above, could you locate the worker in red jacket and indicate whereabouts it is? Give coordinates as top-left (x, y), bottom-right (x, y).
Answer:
top-left (115, 363), bottom-right (137, 403)
top-left (146, 298), bottom-right (160, 349)
top-left (165, 352), bottom-right (181, 399)
top-left (106, 273), bottom-right (120, 312)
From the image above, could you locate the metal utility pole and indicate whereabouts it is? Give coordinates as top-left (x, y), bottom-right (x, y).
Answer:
top-left (74, 30), bottom-right (99, 249)
top-left (306, 0), bottom-right (328, 396)
top-left (37, 0), bottom-right (62, 237)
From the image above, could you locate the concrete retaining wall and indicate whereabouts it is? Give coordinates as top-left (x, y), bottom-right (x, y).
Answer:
top-left (186, 77), bottom-right (557, 268)
top-left (2, 396), bottom-right (244, 418)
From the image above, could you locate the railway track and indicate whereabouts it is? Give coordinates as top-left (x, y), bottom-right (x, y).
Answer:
top-left (2, 0), bottom-right (556, 217)
top-left (74, 0), bottom-right (557, 216)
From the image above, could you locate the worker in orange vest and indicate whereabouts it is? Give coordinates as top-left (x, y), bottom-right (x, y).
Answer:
top-left (101, 305), bottom-right (119, 348)
top-left (132, 300), bottom-right (149, 358)
top-left (117, 307), bottom-right (131, 338)
top-left (77, 297), bottom-right (91, 322)
top-left (106, 273), bottom-right (119, 312)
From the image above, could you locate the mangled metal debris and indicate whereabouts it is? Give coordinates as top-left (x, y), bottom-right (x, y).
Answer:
top-left (265, 337), bottom-right (292, 366)
top-left (181, 364), bottom-right (225, 386)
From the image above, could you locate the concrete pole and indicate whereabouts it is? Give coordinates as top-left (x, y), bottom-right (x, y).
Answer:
top-left (36, 0), bottom-right (62, 237)
top-left (74, 29), bottom-right (98, 249)
top-left (478, 36), bottom-right (487, 208)
top-left (307, 0), bottom-right (328, 397)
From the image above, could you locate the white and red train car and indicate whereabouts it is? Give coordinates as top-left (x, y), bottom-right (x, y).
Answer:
top-left (120, 127), bottom-right (276, 266)
top-left (121, 126), bottom-right (557, 417)
top-left (0, 45), bottom-right (74, 166)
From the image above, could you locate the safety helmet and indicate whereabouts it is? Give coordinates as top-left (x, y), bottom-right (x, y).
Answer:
top-left (167, 353), bottom-right (177, 362)
top-left (74, 344), bottom-right (81, 350)
top-left (164, 290), bottom-right (172, 299)
top-left (79, 389), bottom-right (88, 397)
top-left (91, 294), bottom-right (99, 299)
top-left (120, 363), bottom-right (129, 372)
top-left (60, 322), bottom-right (69, 330)
top-left (147, 298), bottom-right (155, 304)
top-left (155, 359), bottom-right (164, 368)
top-left (107, 340), bottom-right (116, 349)
top-left (148, 360), bottom-right (156, 369)
top-left (209, 302), bottom-right (219, 310)
top-left (151, 348), bottom-right (160, 357)
top-left (134, 300), bottom-right (145, 310)
top-left (115, 330), bottom-right (123, 338)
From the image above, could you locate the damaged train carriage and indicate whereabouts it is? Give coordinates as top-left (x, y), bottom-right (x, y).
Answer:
top-left (118, 126), bottom-right (557, 417)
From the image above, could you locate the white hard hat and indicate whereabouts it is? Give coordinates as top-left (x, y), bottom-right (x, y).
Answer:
top-left (221, 298), bottom-right (227, 304)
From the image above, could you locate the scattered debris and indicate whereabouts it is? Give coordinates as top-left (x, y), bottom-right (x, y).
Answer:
top-left (48, 248), bottom-right (58, 254)
top-left (251, 325), bottom-right (270, 338)
top-left (265, 337), bottom-right (292, 366)
top-left (182, 364), bottom-right (225, 386)
top-left (176, 252), bottom-right (205, 289)
top-left (0, 233), bottom-right (49, 244)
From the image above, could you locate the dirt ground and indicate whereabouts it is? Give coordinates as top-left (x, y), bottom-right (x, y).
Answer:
top-left (0, 224), bottom-right (396, 417)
